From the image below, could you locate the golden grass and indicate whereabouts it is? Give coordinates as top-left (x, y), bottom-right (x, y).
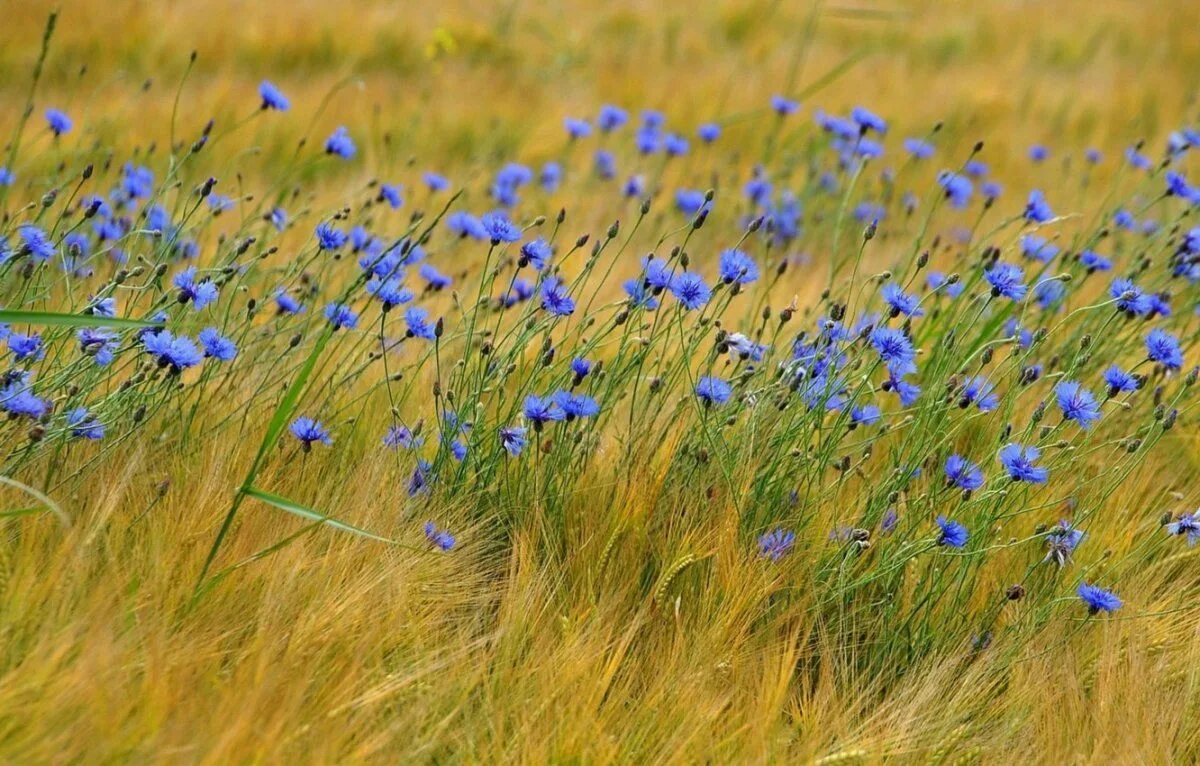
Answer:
top-left (1, 0), bottom-right (1200, 762)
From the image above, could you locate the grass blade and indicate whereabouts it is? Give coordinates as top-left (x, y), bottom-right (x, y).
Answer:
top-left (0, 475), bottom-right (70, 526)
top-left (0, 309), bottom-right (164, 329)
top-left (243, 485), bottom-right (405, 545)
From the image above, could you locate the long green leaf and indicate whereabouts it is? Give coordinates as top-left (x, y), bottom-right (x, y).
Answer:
top-left (0, 309), bottom-right (163, 329)
top-left (0, 475), bottom-right (70, 526)
top-left (243, 485), bottom-right (404, 545)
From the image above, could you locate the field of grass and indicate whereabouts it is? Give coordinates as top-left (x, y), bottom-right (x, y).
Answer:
top-left (2, 1), bottom-right (1200, 762)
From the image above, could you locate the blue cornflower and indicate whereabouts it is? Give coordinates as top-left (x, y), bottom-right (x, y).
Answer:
top-left (367, 277), bottom-right (414, 309)
top-left (523, 394), bottom-right (565, 430)
top-left (1146, 328), bottom-right (1183, 370)
top-left (447, 439), bottom-right (468, 462)
top-left (945, 455), bottom-right (984, 492)
top-left (379, 183), bottom-right (403, 209)
top-left (643, 257), bottom-right (674, 291)
top-left (880, 282), bottom-right (924, 318)
top-left (718, 249), bottom-right (759, 285)
top-left (290, 417), bottom-right (332, 450)
top-left (383, 425), bottom-right (423, 450)
top-left (1110, 277), bottom-right (1151, 316)
top-left (408, 459), bottom-right (433, 496)
top-left (663, 133), bottom-right (689, 156)
top-left (324, 126), bottom-right (356, 158)
top-left (758, 529), bottom-right (795, 560)
top-left (423, 172), bottom-right (449, 192)
top-left (1044, 520), bottom-right (1084, 567)
top-left (198, 327), bottom-right (237, 362)
top-left (697, 123), bottom-right (721, 143)
top-left (19, 225), bottom-right (56, 262)
top-left (869, 326), bottom-right (917, 375)
top-left (67, 407), bottom-right (105, 440)
top-left (1055, 381), bottom-right (1101, 429)
top-left (78, 327), bottom-right (118, 366)
top-left (937, 171), bottom-right (973, 209)
top-left (1085, 148), bottom-right (1102, 163)
top-left (1021, 234), bottom-right (1059, 263)
top-left (593, 149), bottom-right (616, 179)
top-left (418, 264), bottom-right (451, 290)
top-left (552, 390), bottom-right (600, 420)
top-left (1166, 512), bottom-right (1200, 546)
top-left (623, 175), bottom-right (645, 198)
top-left (1103, 365), bottom-right (1141, 396)
top-left (480, 211), bottom-right (522, 243)
top-left (623, 278), bottom-right (659, 310)
top-left (695, 376), bottom-right (733, 406)
top-left (904, 138), bottom-right (934, 159)
top-left (850, 404), bottom-right (881, 427)
top-left (499, 425), bottom-right (528, 457)
top-left (540, 277), bottom-right (576, 317)
top-left (726, 332), bottom-right (767, 361)
top-left (851, 106), bottom-right (887, 134)
top-left (570, 357), bottom-right (593, 380)
top-left (1035, 279), bottom-right (1067, 311)
top-left (597, 104), bottom-right (628, 132)
top-left (519, 238), bottom-right (552, 270)
top-left (564, 117), bottom-right (592, 138)
top-left (1078, 250), bottom-right (1112, 272)
top-left (669, 272), bottom-right (711, 310)
top-left (259, 80), bottom-right (289, 110)
top-left (1028, 144), bottom-right (1049, 162)
top-left (424, 521), bottom-right (455, 551)
top-left (770, 95), bottom-right (799, 116)
top-left (502, 278), bottom-right (535, 307)
top-left (1077, 582), bottom-right (1121, 614)
top-left (324, 302), bottom-right (359, 330)
top-left (959, 376), bottom-right (999, 411)
top-left (8, 333), bottom-right (43, 362)
top-left (142, 329), bottom-right (203, 372)
top-left (273, 288), bottom-right (304, 315)
top-left (172, 267), bottom-right (219, 310)
top-left (316, 223), bottom-right (348, 251)
top-left (0, 378), bottom-right (49, 419)
top-left (936, 516), bottom-right (969, 548)
top-left (45, 108), bottom-right (72, 135)
top-left (675, 189), bottom-right (709, 215)
top-left (985, 262), bottom-right (1028, 301)
top-left (1024, 189), bottom-right (1054, 223)
top-left (999, 443), bottom-right (1048, 483)
top-left (404, 306), bottom-right (436, 340)
top-left (0, 167), bottom-right (13, 186)
top-left (926, 272), bottom-right (964, 298)
top-left (540, 161), bottom-right (562, 191)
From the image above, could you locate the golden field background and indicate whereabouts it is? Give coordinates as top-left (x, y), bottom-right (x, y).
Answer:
top-left (1, 1), bottom-right (1200, 763)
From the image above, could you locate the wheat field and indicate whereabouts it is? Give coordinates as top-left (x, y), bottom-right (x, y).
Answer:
top-left (1, 1), bottom-right (1199, 763)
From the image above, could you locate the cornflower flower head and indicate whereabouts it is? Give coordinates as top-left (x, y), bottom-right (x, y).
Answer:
top-left (1103, 365), bottom-right (1141, 396)
top-left (1024, 189), bottom-right (1054, 223)
top-left (1110, 277), bottom-right (1152, 316)
top-left (480, 211), bottom-right (522, 243)
top-left (324, 302), bottom-right (359, 330)
top-left (726, 333), bottom-right (767, 362)
top-left (623, 278), bottom-right (659, 310)
top-left (926, 271), bottom-right (964, 298)
top-left (959, 376), bottom-right (999, 411)
top-left (669, 272), bottom-right (711, 310)
top-left (1166, 511), bottom-right (1200, 546)
top-left (540, 277), bottom-right (576, 317)
top-left (198, 328), bottom-right (237, 362)
top-left (1021, 234), bottom-right (1059, 263)
top-left (324, 126), bottom-right (356, 158)
top-left (695, 376), bottom-right (733, 406)
top-left (999, 443), bottom-right (1048, 483)
top-left (945, 454), bottom-right (984, 492)
top-left (8, 333), bottom-right (43, 362)
top-left (142, 330), bottom-right (202, 372)
top-left (404, 306), bottom-right (437, 340)
top-left (564, 117), bottom-right (591, 139)
top-left (1077, 582), bottom-right (1121, 614)
top-left (259, 80), bottom-right (289, 110)
top-left (1079, 250), bottom-right (1113, 272)
top-left (0, 378), bottom-right (49, 420)
top-left (985, 262), bottom-right (1028, 301)
top-left (519, 238), bottom-right (553, 270)
top-left (675, 189), bottom-right (710, 215)
top-left (551, 390), bottom-right (600, 420)
top-left (1044, 520), bottom-right (1084, 567)
top-left (881, 282), bottom-right (923, 317)
top-left (408, 460), bottom-right (433, 496)
top-left (936, 170), bottom-right (973, 208)
top-left (172, 266), bottom-right (219, 310)
top-left (758, 529), bottom-right (795, 560)
top-left (523, 394), bottom-right (565, 430)
top-left (273, 288), bottom-right (304, 315)
top-left (718, 249), bottom-right (759, 285)
top-left (904, 138), bottom-right (935, 159)
top-left (424, 522), bottom-right (455, 551)
top-left (18, 225), bottom-right (56, 262)
top-left (77, 327), bottom-right (118, 366)
top-left (852, 106), bottom-right (887, 133)
top-left (1055, 381), bottom-right (1101, 429)
top-left (869, 326), bottom-right (917, 376)
top-left (383, 425), bottom-right (423, 450)
top-left (45, 108), bottom-right (72, 135)
top-left (423, 172), bottom-right (449, 192)
top-left (366, 277), bottom-right (414, 310)
top-left (850, 404), bottom-right (881, 427)
top-left (698, 123), bottom-right (721, 143)
top-left (597, 104), bottom-right (628, 132)
top-left (1146, 328), bottom-right (1183, 370)
top-left (1029, 144), bottom-right (1049, 162)
top-left (936, 516), bottom-right (969, 548)
top-left (67, 407), bottom-right (105, 440)
top-left (570, 357), bottom-right (593, 381)
top-left (498, 425), bottom-right (528, 457)
top-left (290, 417), bottom-right (332, 450)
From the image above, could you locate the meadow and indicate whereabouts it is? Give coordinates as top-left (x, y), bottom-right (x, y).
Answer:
top-left (1, 1), bottom-right (1199, 762)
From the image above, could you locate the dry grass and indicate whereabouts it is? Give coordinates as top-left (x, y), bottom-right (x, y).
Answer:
top-left (2, 0), bottom-right (1200, 762)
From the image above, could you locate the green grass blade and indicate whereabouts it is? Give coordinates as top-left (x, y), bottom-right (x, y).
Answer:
top-left (0, 475), bottom-right (70, 526)
top-left (0, 309), bottom-right (164, 329)
top-left (243, 485), bottom-right (404, 545)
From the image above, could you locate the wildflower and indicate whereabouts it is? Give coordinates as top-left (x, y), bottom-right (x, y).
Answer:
top-left (0, 378), bottom-right (49, 419)
top-left (424, 522), bottom-right (455, 551)
top-left (383, 425), bottom-right (422, 450)
top-left (366, 277), bottom-right (414, 310)
top-left (726, 333), bottom-right (767, 361)
top-left (623, 278), bottom-right (659, 310)
top-left (480, 211), bottom-right (522, 243)
top-left (850, 404), bottom-right (881, 427)
top-left (273, 288), bottom-right (304, 315)
top-left (1055, 381), bottom-right (1101, 429)
top-left (1166, 511), bottom-right (1200, 546)
top-left (1146, 328), bottom-right (1183, 370)
top-left (45, 108), bottom-right (72, 135)
top-left (623, 175), bottom-right (645, 198)
top-left (289, 417), bottom-right (332, 450)
top-left (564, 117), bottom-right (591, 139)
top-left (758, 529), bottom-right (795, 560)
top-left (1035, 280), bottom-right (1067, 311)
top-left (259, 80), bottom-right (289, 110)
top-left (695, 376), bottom-right (733, 406)
top-left (519, 239), bottom-right (552, 270)
top-left (523, 394), bottom-right (565, 430)
top-left (142, 330), bottom-right (202, 372)
top-left (552, 390), bottom-right (600, 420)
top-left (593, 149), bottom-right (616, 179)
top-left (0, 167), bottom-right (13, 186)
top-left (499, 425), bottom-right (528, 456)
top-left (981, 181), bottom-right (1003, 201)
top-left (881, 282), bottom-right (924, 318)
top-left (1078, 250), bottom-right (1112, 272)
top-left (716, 249), bottom-right (760, 285)
top-left (597, 104), bottom-right (628, 132)
top-left (1029, 144), bottom-right (1049, 162)
top-left (869, 326), bottom-right (917, 376)
top-left (698, 123), bottom-right (721, 143)
top-left (937, 171), bottom-right (973, 208)
top-left (67, 407), bottom-right (105, 440)
top-left (8, 333), bottom-right (43, 362)
top-left (540, 277), bottom-right (576, 317)
top-left (926, 272), bottom-right (964, 298)
top-left (852, 106), bottom-right (887, 134)
top-left (378, 183), bottom-right (403, 209)
top-left (1103, 365), bottom-right (1141, 396)
top-left (78, 327), bottom-right (118, 366)
top-left (1021, 234), bottom-right (1059, 263)
top-left (315, 222), bottom-right (347, 251)
top-left (1024, 189), bottom-right (1054, 223)
top-left (999, 443), bottom-right (1048, 483)
top-left (404, 307), bottom-right (437, 340)
top-left (958, 376), bottom-right (999, 411)
top-left (669, 272), bottom-right (711, 310)
top-left (1110, 277), bottom-right (1151, 316)
top-left (18, 225), bottom-right (56, 262)
top-left (663, 133), bottom-right (689, 156)
top-left (675, 189), bottom-right (709, 215)
top-left (881, 508), bottom-right (899, 534)
top-left (502, 278), bottom-right (535, 307)
top-left (1077, 582), bottom-right (1121, 614)
top-left (1044, 520), bottom-right (1084, 567)
top-left (198, 328), bottom-right (237, 362)
top-left (570, 357), bottom-right (593, 381)
top-left (423, 172), bottom-right (449, 192)
top-left (936, 516), bottom-right (969, 548)
top-left (408, 459), bottom-right (432, 496)
top-left (985, 262), bottom-right (1028, 301)
top-left (1085, 147), bottom-right (1102, 163)
top-left (324, 302), bottom-right (359, 330)
top-left (324, 126), bottom-right (356, 158)
top-left (172, 267), bottom-right (219, 310)
top-left (904, 138), bottom-right (935, 159)
top-left (539, 162), bottom-right (562, 191)
top-left (945, 454), bottom-right (984, 492)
